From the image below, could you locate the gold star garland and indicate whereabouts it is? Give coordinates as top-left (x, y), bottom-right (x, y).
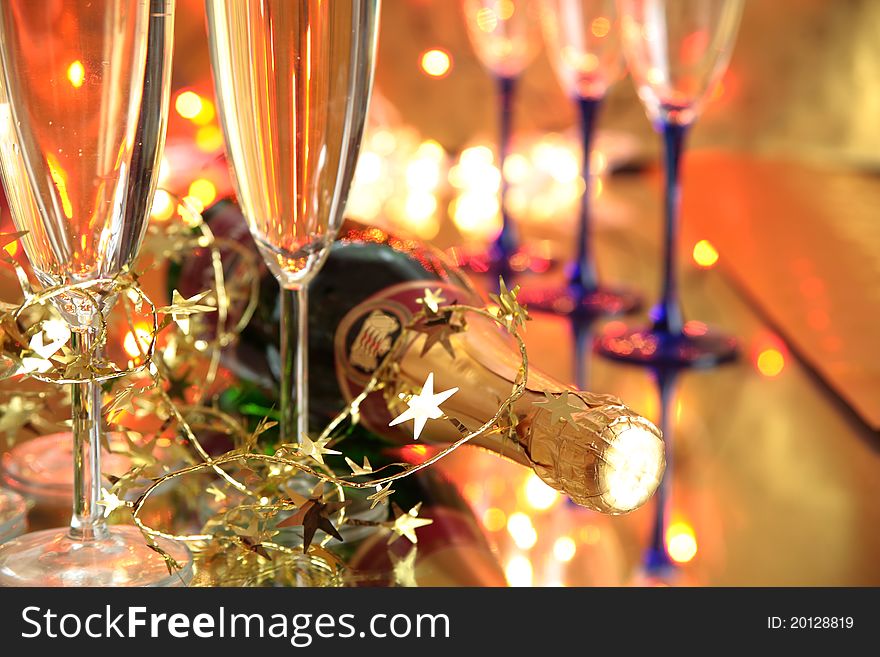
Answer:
top-left (0, 190), bottom-right (537, 585)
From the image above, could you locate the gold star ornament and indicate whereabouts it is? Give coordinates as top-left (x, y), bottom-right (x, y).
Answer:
top-left (298, 433), bottom-right (341, 466)
top-left (388, 502), bottom-right (433, 545)
top-left (533, 390), bottom-right (582, 427)
top-left (388, 372), bottom-right (458, 440)
top-left (158, 290), bottom-right (216, 335)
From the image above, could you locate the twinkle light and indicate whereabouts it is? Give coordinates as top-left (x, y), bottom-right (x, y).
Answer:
top-left (175, 91), bottom-right (203, 120)
top-left (150, 189), bottom-right (174, 222)
top-left (507, 512), bottom-right (537, 550)
top-left (523, 472), bottom-right (559, 510)
top-left (191, 98), bottom-right (216, 126)
top-left (188, 178), bottom-right (217, 207)
top-left (196, 125), bottom-right (224, 153)
top-left (505, 556), bottom-right (533, 587)
top-left (692, 239), bottom-right (719, 268)
top-left (482, 507), bottom-right (506, 532)
top-left (666, 521), bottom-right (698, 563)
top-left (420, 49), bottom-right (452, 78)
top-left (67, 60), bottom-right (85, 88)
top-left (123, 325), bottom-right (152, 358)
top-left (591, 16), bottom-right (611, 38)
top-left (756, 348), bottom-right (785, 378)
top-left (553, 536), bottom-right (577, 562)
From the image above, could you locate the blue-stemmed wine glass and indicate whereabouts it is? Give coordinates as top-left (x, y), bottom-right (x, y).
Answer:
top-left (461, 0), bottom-right (542, 280)
top-left (521, 0), bottom-right (641, 318)
top-left (596, 0), bottom-right (743, 367)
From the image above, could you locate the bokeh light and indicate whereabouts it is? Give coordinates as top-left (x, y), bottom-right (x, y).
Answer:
top-left (505, 556), bottom-right (533, 586)
top-left (756, 348), bottom-right (785, 377)
top-left (420, 49), bottom-right (452, 78)
top-left (507, 512), bottom-right (538, 550)
top-left (150, 189), bottom-right (174, 222)
top-left (523, 472), bottom-right (559, 510)
top-left (693, 239), bottom-right (719, 268)
top-left (553, 536), bottom-right (577, 562)
top-left (666, 521), bottom-right (698, 563)
top-left (482, 507), bottom-right (507, 532)
top-left (67, 60), bottom-right (85, 89)
top-left (188, 179), bottom-right (217, 208)
top-left (175, 91), bottom-right (203, 120)
top-left (123, 325), bottom-right (152, 359)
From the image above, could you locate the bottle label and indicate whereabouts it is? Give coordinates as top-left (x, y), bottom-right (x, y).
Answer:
top-left (334, 281), bottom-right (473, 429)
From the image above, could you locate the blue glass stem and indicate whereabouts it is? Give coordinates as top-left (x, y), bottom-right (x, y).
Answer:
top-left (492, 75), bottom-right (518, 265)
top-left (645, 368), bottom-right (678, 573)
top-left (569, 96), bottom-right (602, 294)
top-left (651, 121), bottom-right (690, 336)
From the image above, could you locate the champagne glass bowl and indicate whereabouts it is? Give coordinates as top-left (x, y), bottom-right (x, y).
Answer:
top-left (205, 0), bottom-right (381, 441)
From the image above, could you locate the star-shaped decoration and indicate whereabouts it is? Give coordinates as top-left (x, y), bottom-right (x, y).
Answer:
top-left (412, 320), bottom-right (458, 359)
top-left (489, 277), bottom-right (529, 332)
top-left (0, 395), bottom-right (40, 438)
top-left (388, 372), bottom-right (458, 440)
top-left (28, 319), bottom-right (71, 359)
top-left (367, 481), bottom-right (394, 509)
top-left (533, 390), bottom-right (582, 427)
top-left (277, 482), bottom-right (351, 551)
top-left (416, 288), bottom-right (446, 314)
top-left (298, 433), bottom-right (341, 465)
top-left (390, 547), bottom-right (419, 587)
top-left (158, 289), bottom-right (216, 335)
top-left (388, 502), bottom-right (433, 545)
top-left (345, 455), bottom-right (373, 476)
top-left (97, 487), bottom-right (128, 518)
top-left (19, 352), bottom-right (53, 374)
top-left (206, 485), bottom-right (227, 503)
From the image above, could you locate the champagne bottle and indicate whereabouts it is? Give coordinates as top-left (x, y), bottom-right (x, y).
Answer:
top-left (175, 200), bottom-right (665, 515)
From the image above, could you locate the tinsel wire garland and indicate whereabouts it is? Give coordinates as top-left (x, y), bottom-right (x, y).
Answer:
top-left (0, 192), bottom-right (531, 582)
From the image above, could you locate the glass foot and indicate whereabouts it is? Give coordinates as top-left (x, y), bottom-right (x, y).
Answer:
top-left (596, 322), bottom-right (738, 368)
top-left (0, 525), bottom-right (192, 587)
top-left (518, 284), bottom-right (641, 318)
top-left (0, 487), bottom-right (27, 543)
top-left (2, 432), bottom-right (132, 505)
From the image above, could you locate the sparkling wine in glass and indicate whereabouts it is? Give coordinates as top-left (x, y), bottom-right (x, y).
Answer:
top-left (461, 0), bottom-right (542, 277)
top-left (596, 0), bottom-right (743, 367)
top-left (205, 0), bottom-right (380, 442)
top-left (0, 0), bottom-right (190, 586)
top-left (520, 0), bottom-right (641, 319)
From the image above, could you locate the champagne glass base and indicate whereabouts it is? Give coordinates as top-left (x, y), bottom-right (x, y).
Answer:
top-left (596, 324), bottom-right (738, 369)
top-left (1, 432), bottom-right (133, 506)
top-left (0, 525), bottom-right (192, 587)
top-left (0, 487), bottom-right (27, 543)
top-left (518, 284), bottom-right (641, 318)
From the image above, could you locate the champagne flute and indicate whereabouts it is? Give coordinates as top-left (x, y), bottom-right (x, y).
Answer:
top-left (597, 0), bottom-right (743, 367)
top-left (520, 0), bottom-right (641, 317)
top-left (0, 0), bottom-right (189, 586)
top-left (205, 0), bottom-right (380, 442)
top-left (461, 0), bottom-right (542, 277)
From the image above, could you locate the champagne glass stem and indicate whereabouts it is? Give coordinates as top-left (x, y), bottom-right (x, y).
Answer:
top-left (645, 367), bottom-right (677, 573)
top-left (69, 329), bottom-right (108, 542)
top-left (493, 75), bottom-right (518, 266)
top-left (569, 96), bottom-right (602, 294)
top-left (652, 121), bottom-right (689, 335)
top-left (280, 284), bottom-right (309, 442)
